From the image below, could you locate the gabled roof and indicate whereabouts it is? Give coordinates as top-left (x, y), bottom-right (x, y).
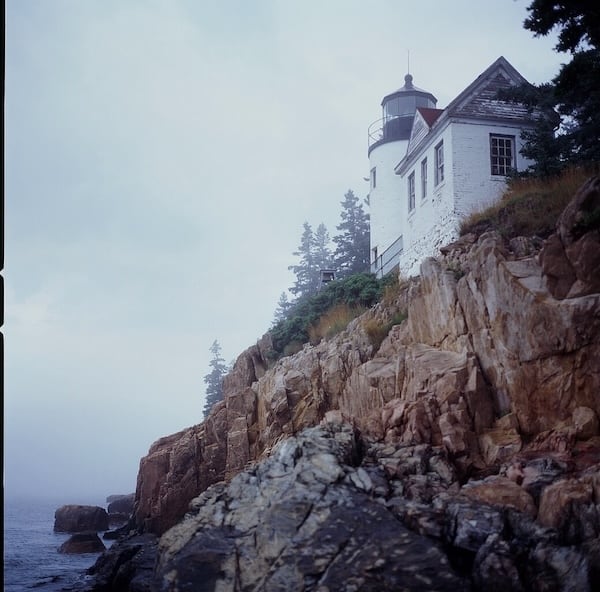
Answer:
top-left (407, 108), bottom-right (444, 154)
top-left (444, 56), bottom-right (531, 121)
top-left (396, 56), bottom-right (533, 175)
top-left (417, 107), bottom-right (444, 127)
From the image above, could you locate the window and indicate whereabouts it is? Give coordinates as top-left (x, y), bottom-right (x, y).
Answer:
top-left (370, 167), bottom-right (377, 189)
top-left (408, 172), bottom-right (416, 212)
top-left (490, 134), bottom-right (515, 175)
top-left (434, 141), bottom-right (444, 185)
top-left (420, 158), bottom-right (428, 199)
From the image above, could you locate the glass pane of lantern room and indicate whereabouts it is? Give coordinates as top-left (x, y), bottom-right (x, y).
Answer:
top-left (398, 95), bottom-right (416, 116)
top-left (416, 96), bottom-right (434, 109)
top-left (383, 98), bottom-right (400, 119)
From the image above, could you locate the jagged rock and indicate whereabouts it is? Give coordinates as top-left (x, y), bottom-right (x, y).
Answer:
top-left (94, 422), bottom-right (600, 591)
top-left (86, 533), bottom-right (158, 591)
top-left (526, 543), bottom-right (590, 592)
top-left (460, 475), bottom-right (537, 517)
top-left (538, 472), bottom-right (600, 544)
top-left (107, 494), bottom-right (129, 504)
top-left (54, 505), bottom-right (109, 533)
top-left (445, 499), bottom-right (506, 553)
top-left (108, 512), bottom-right (130, 527)
top-left (573, 406), bottom-right (600, 440)
top-left (375, 344), bottom-right (493, 473)
top-left (508, 235), bottom-right (543, 258)
top-left (478, 428), bottom-right (522, 465)
top-left (107, 493), bottom-right (135, 515)
top-left (529, 428), bottom-right (578, 453)
top-left (103, 520), bottom-right (134, 540)
top-left (405, 257), bottom-right (470, 351)
top-left (371, 442), bottom-right (459, 505)
top-left (155, 423), bottom-right (469, 592)
top-left (440, 232), bottom-right (478, 256)
top-left (540, 175), bottom-right (600, 299)
top-left (455, 232), bottom-right (600, 434)
top-left (58, 532), bottom-right (105, 554)
top-left (134, 421), bottom-right (221, 535)
top-left (518, 456), bottom-right (569, 503)
top-left (472, 534), bottom-right (524, 592)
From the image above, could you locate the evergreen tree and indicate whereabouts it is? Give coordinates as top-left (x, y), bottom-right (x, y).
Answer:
top-left (497, 82), bottom-right (567, 177)
top-left (550, 48), bottom-right (600, 165)
top-left (313, 223), bottom-right (333, 274)
top-left (272, 291), bottom-right (293, 325)
top-left (288, 222), bottom-right (326, 298)
top-left (203, 340), bottom-right (228, 419)
top-left (288, 222), bottom-right (315, 297)
top-left (502, 1), bottom-right (600, 176)
top-left (523, 0), bottom-right (600, 52)
top-left (332, 189), bottom-right (370, 278)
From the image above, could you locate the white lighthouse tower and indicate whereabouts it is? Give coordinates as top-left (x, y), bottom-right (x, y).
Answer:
top-left (368, 74), bottom-right (437, 276)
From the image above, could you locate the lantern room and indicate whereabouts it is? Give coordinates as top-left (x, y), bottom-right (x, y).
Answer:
top-left (368, 74), bottom-right (437, 154)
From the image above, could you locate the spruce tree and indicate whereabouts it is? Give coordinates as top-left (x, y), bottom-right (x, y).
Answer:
top-left (313, 223), bottom-right (333, 275)
top-left (203, 340), bottom-right (228, 419)
top-left (288, 222), bottom-right (324, 298)
top-left (501, 1), bottom-right (600, 176)
top-left (333, 190), bottom-right (370, 278)
top-left (272, 291), bottom-right (293, 325)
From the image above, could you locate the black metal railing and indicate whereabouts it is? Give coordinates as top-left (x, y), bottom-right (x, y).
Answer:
top-left (368, 116), bottom-right (412, 152)
top-left (371, 235), bottom-right (403, 278)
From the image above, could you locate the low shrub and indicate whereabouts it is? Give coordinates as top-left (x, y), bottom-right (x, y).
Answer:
top-left (270, 273), bottom-right (389, 358)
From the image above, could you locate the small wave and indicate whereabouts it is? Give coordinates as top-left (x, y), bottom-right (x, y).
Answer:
top-left (29, 574), bottom-right (62, 589)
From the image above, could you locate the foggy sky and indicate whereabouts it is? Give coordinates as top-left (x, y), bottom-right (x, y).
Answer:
top-left (4, 0), bottom-right (562, 502)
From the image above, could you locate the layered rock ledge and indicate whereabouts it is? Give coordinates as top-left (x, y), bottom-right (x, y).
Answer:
top-left (87, 420), bottom-right (599, 591)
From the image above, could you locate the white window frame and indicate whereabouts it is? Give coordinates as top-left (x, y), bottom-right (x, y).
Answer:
top-left (490, 134), bottom-right (515, 176)
top-left (420, 158), bottom-right (427, 199)
top-left (408, 172), bottom-right (416, 212)
top-left (370, 167), bottom-right (377, 189)
top-left (434, 141), bottom-right (444, 186)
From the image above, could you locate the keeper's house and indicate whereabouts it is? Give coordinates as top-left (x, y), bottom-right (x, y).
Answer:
top-left (368, 56), bottom-right (534, 277)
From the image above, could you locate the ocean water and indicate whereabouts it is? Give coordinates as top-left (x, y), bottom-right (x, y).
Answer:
top-left (4, 497), bottom-right (113, 592)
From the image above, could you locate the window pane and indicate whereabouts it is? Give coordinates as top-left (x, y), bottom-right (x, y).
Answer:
top-left (490, 135), bottom-right (515, 176)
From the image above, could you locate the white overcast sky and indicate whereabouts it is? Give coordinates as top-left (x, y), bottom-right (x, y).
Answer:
top-left (4, 0), bottom-right (563, 502)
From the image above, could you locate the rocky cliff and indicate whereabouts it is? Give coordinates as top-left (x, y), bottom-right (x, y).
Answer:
top-left (90, 177), bottom-right (600, 591)
top-left (135, 177), bottom-right (600, 534)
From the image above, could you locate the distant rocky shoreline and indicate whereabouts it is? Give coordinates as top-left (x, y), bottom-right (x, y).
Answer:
top-left (53, 494), bottom-right (135, 555)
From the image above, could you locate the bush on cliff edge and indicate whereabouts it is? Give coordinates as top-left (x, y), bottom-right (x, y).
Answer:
top-left (269, 273), bottom-right (396, 359)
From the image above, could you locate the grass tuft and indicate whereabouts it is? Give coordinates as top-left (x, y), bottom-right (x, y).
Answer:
top-left (363, 311), bottom-right (407, 352)
top-left (308, 303), bottom-right (367, 344)
top-left (460, 167), bottom-right (597, 239)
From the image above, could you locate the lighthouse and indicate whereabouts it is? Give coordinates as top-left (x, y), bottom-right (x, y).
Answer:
top-left (368, 74), bottom-right (437, 276)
